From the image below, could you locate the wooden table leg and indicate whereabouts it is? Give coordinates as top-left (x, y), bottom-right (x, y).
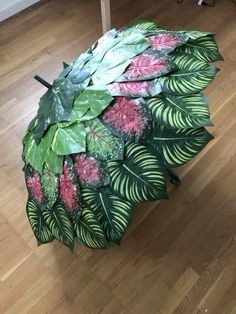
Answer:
top-left (100, 0), bottom-right (111, 33)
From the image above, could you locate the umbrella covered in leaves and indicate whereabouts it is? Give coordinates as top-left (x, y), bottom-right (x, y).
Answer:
top-left (22, 19), bottom-right (223, 250)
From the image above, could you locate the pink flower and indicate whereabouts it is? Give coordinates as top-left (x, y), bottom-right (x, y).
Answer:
top-left (149, 33), bottom-right (181, 51)
top-left (59, 163), bottom-right (76, 211)
top-left (27, 172), bottom-right (43, 204)
top-left (103, 97), bottom-right (148, 136)
top-left (74, 154), bottom-right (101, 185)
top-left (124, 54), bottom-right (167, 79)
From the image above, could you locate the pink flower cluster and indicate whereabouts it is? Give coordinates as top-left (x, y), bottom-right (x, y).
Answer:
top-left (27, 172), bottom-right (43, 204)
top-left (74, 154), bottom-right (101, 185)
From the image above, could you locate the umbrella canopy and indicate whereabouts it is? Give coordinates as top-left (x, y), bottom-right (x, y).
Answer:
top-left (22, 19), bottom-right (223, 250)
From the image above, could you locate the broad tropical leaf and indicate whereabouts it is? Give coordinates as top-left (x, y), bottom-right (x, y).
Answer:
top-left (107, 142), bottom-right (168, 202)
top-left (147, 93), bottom-right (212, 129)
top-left (43, 202), bottom-right (74, 250)
top-left (175, 35), bottom-right (223, 63)
top-left (149, 31), bottom-right (188, 53)
top-left (101, 97), bottom-right (151, 142)
top-left (51, 122), bottom-right (86, 155)
top-left (147, 123), bottom-right (213, 167)
top-left (82, 187), bottom-right (134, 244)
top-left (85, 118), bottom-right (124, 160)
top-left (124, 19), bottom-right (160, 33)
top-left (74, 206), bottom-right (109, 249)
top-left (41, 165), bottom-right (58, 210)
top-left (25, 167), bottom-right (44, 205)
top-left (182, 30), bottom-right (213, 40)
top-left (26, 198), bottom-right (54, 245)
top-left (107, 79), bottom-right (162, 98)
top-left (159, 54), bottom-right (218, 95)
top-left (92, 33), bottom-right (150, 85)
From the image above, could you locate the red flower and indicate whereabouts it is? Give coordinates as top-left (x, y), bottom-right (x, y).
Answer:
top-left (149, 33), bottom-right (181, 51)
top-left (74, 154), bottom-right (101, 185)
top-left (59, 163), bottom-right (76, 211)
top-left (27, 172), bottom-right (43, 204)
top-left (124, 54), bottom-right (167, 79)
top-left (103, 97), bottom-right (148, 136)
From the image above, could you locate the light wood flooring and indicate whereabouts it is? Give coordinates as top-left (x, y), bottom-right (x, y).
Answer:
top-left (0, 0), bottom-right (236, 313)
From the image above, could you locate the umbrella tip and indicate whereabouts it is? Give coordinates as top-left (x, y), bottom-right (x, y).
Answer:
top-left (34, 75), bottom-right (52, 89)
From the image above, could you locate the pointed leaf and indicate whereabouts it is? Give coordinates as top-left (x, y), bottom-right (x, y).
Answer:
top-left (149, 31), bottom-right (188, 53)
top-left (41, 166), bottom-right (58, 210)
top-left (107, 142), bottom-right (168, 202)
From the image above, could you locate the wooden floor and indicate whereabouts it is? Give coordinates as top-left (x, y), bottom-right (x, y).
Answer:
top-left (0, 0), bottom-right (236, 313)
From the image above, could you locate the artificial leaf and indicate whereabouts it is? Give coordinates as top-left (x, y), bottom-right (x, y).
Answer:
top-left (149, 31), bottom-right (188, 53)
top-left (174, 35), bottom-right (223, 63)
top-left (147, 123), bottom-right (213, 167)
top-left (41, 165), bottom-right (58, 210)
top-left (116, 50), bottom-right (174, 81)
top-left (58, 156), bottom-right (82, 220)
top-left (27, 198), bottom-right (54, 245)
top-left (45, 149), bottom-right (63, 174)
top-left (82, 187), bottom-right (134, 244)
top-left (101, 97), bottom-right (151, 142)
top-left (43, 202), bottom-right (74, 250)
top-left (51, 122), bottom-right (86, 155)
top-left (92, 33), bottom-right (150, 85)
top-left (85, 118), bottom-right (124, 160)
top-left (107, 142), bottom-right (168, 202)
top-left (159, 54), bottom-right (218, 95)
top-left (73, 154), bottom-right (110, 188)
top-left (70, 85), bottom-right (113, 122)
top-left (122, 19), bottom-right (160, 34)
top-left (25, 167), bottom-right (44, 205)
top-left (147, 92), bottom-right (212, 129)
top-left (107, 79), bottom-right (162, 98)
top-left (182, 30), bottom-right (213, 40)
top-left (74, 206), bottom-right (109, 249)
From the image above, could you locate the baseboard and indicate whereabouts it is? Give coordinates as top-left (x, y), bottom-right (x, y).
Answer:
top-left (0, 0), bottom-right (40, 22)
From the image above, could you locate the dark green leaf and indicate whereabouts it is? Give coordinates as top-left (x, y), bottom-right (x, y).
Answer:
top-left (41, 166), bottom-right (58, 210)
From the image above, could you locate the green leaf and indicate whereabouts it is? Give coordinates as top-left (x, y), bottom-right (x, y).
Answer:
top-left (51, 122), bottom-right (86, 155)
top-left (82, 187), bottom-right (134, 244)
top-left (159, 54), bottom-right (218, 95)
top-left (174, 35), bottom-right (223, 63)
top-left (74, 206), bottom-right (109, 249)
top-left (71, 85), bottom-right (113, 122)
top-left (92, 33), bottom-right (150, 85)
top-left (147, 123), bottom-right (213, 167)
top-left (45, 149), bottom-right (63, 174)
top-left (43, 203), bottom-right (74, 250)
top-left (41, 166), bottom-right (58, 210)
top-left (182, 30), bottom-right (213, 40)
top-left (107, 142), bottom-right (167, 202)
top-left (147, 93), bottom-right (212, 129)
top-left (85, 118), bottom-right (124, 160)
top-left (26, 198), bottom-right (54, 245)
top-left (123, 19), bottom-right (160, 34)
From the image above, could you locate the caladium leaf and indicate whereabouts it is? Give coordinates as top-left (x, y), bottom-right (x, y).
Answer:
top-left (43, 202), bottom-right (74, 250)
top-left (108, 142), bottom-right (168, 202)
top-left (51, 122), bottom-right (86, 155)
top-left (107, 79), bottom-right (162, 98)
top-left (58, 156), bottom-right (82, 221)
top-left (25, 166), bottom-right (44, 206)
top-left (73, 154), bottom-right (110, 188)
top-left (70, 85), bottom-right (113, 122)
top-left (82, 187), bottom-right (134, 244)
top-left (149, 31), bottom-right (188, 53)
top-left (101, 97), bottom-right (151, 142)
top-left (27, 198), bottom-right (54, 245)
top-left (147, 93), bottom-right (212, 129)
top-left (92, 33), bottom-right (150, 85)
top-left (116, 50), bottom-right (174, 81)
top-left (74, 206), bottom-right (110, 249)
top-left (41, 165), bottom-right (58, 210)
top-left (146, 123), bottom-right (213, 167)
top-left (174, 35), bottom-right (223, 63)
top-left (85, 118), bottom-right (124, 160)
top-left (159, 54), bottom-right (218, 95)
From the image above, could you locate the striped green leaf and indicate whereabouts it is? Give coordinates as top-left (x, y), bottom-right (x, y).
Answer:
top-left (43, 203), bottom-right (74, 250)
top-left (147, 124), bottom-right (213, 167)
top-left (82, 188), bottom-right (134, 244)
top-left (147, 93), bottom-right (212, 129)
top-left (159, 54), bottom-right (218, 95)
top-left (74, 207), bottom-right (109, 249)
top-left (107, 142), bottom-right (167, 202)
top-left (175, 35), bottom-right (223, 63)
top-left (26, 198), bottom-right (54, 245)
top-left (41, 166), bottom-right (58, 210)
top-left (124, 19), bottom-right (160, 33)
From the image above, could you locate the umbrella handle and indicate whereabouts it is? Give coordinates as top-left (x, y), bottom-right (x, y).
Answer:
top-left (100, 0), bottom-right (111, 33)
top-left (34, 75), bottom-right (52, 89)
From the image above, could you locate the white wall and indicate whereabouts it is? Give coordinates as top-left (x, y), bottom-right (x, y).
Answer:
top-left (0, 0), bottom-right (40, 21)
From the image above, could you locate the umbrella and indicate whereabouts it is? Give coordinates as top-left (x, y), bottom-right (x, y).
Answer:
top-left (22, 19), bottom-right (223, 250)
